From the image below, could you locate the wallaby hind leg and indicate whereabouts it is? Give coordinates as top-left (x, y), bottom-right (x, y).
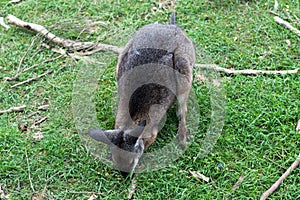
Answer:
top-left (177, 93), bottom-right (191, 150)
top-left (174, 56), bottom-right (193, 150)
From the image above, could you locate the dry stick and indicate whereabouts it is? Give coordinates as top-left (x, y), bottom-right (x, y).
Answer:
top-left (274, 16), bottom-right (300, 37)
top-left (33, 117), bottom-right (48, 126)
top-left (195, 64), bottom-right (300, 75)
top-left (25, 149), bottom-right (35, 192)
top-left (128, 175), bottom-right (137, 199)
top-left (226, 172), bottom-right (245, 199)
top-left (0, 17), bottom-right (10, 29)
top-left (68, 191), bottom-right (104, 195)
top-left (23, 55), bottom-right (64, 72)
top-left (4, 38), bottom-right (36, 81)
top-left (38, 104), bottom-right (49, 111)
top-left (189, 170), bottom-right (210, 182)
top-left (231, 172), bottom-right (245, 192)
top-left (296, 119), bottom-right (300, 133)
top-left (0, 105), bottom-right (26, 114)
top-left (10, 70), bottom-right (53, 88)
top-left (260, 154), bottom-right (300, 200)
top-left (6, 14), bottom-right (123, 54)
top-left (6, 14), bottom-right (300, 76)
top-left (37, 171), bottom-right (60, 200)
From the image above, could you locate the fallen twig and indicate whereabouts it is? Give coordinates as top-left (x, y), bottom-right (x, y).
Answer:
top-left (6, 14), bottom-right (300, 76)
top-left (34, 171), bottom-right (60, 200)
top-left (6, 14), bottom-right (123, 54)
top-left (260, 153), bottom-right (300, 200)
top-left (274, 16), bottom-right (300, 37)
top-left (231, 172), bottom-right (245, 191)
top-left (38, 104), bottom-right (49, 111)
top-left (25, 149), bottom-right (35, 192)
top-left (0, 17), bottom-right (10, 30)
top-left (10, 70), bottom-right (53, 88)
top-left (0, 105), bottom-right (26, 114)
top-left (226, 172), bottom-right (245, 199)
top-left (23, 55), bottom-right (64, 72)
top-left (4, 38), bottom-right (36, 81)
top-left (68, 191), bottom-right (104, 195)
top-left (128, 175), bottom-right (137, 199)
top-left (32, 117), bottom-right (48, 126)
top-left (189, 170), bottom-right (210, 182)
top-left (196, 64), bottom-right (300, 75)
top-left (296, 119), bottom-right (300, 133)
top-left (8, 0), bottom-right (22, 3)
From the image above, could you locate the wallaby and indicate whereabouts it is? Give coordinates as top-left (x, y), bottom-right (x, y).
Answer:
top-left (88, 12), bottom-right (196, 173)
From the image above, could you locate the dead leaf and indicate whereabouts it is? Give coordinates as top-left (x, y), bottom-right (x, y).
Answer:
top-left (18, 122), bottom-right (28, 132)
top-left (0, 185), bottom-right (9, 199)
top-left (32, 131), bottom-right (44, 140)
top-left (212, 79), bottom-right (221, 88)
top-left (195, 74), bottom-right (207, 83)
top-left (285, 39), bottom-right (291, 47)
top-left (88, 194), bottom-right (98, 200)
top-left (189, 170), bottom-right (210, 182)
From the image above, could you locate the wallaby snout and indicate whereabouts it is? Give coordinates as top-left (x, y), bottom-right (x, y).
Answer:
top-left (89, 12), bottom-right (196, 173)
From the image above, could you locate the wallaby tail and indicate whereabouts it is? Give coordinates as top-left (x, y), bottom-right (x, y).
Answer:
top-left (170, 11), bottom-right (176, 25)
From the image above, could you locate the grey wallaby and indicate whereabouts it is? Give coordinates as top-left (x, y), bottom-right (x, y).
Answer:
top-left (88, 12), bottom-right (196, 173)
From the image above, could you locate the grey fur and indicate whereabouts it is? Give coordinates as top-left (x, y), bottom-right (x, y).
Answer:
top-left (89, 13), bottom-right (196, 173)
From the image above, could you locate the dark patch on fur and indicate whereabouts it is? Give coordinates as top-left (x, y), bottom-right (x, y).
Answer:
top-left (129, 83), bottom-right (175, 123)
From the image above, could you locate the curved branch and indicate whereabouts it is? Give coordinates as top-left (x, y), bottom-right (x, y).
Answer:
top-left (6, 14), bottom-right (123, 54)
top-left (6, 14), bottom-right (300, 76)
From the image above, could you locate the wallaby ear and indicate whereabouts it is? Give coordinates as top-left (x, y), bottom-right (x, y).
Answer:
top-left (88, 129), bottom-right (123, 145)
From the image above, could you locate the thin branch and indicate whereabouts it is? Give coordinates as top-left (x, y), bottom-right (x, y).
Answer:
top-left (196, 64), bottom-right (300, 75)
top-left (260, 154), bottom-right (300, 200)
top-left (37, 171), bottom-right (60, 200)
top-left (38, 104), bottom-right (49, 111)
top-left (32, 116), bottom-right (48, 126)
top-left (231, 172), bottom-right (245, 191)
top-left (128, 175), bottom-right (137, 199)
top-left (0, 105), bottom-right (26, 114)
top-left (274, 16), bottom-right (300, 37)
top-left (5, 38), bottom-right (36, 81)
top-left (0, 17), bottom-right (10, 30)
top-left (25, 149), bottom-right (35, 192)
top-left (6, 14), bottom-right (123, 54)
top-left (10, 70), bottom-right (53, 88)
top-left (296, 119), bottom-right (300, 133)
top-left (189, 170), bottom-right (210, 182)
top-left (68, 191), bottom-right (104, 195)
top-left (23, 55), bottom-right (64, 72)
top-left (6, 14), bottom-right (299, 76)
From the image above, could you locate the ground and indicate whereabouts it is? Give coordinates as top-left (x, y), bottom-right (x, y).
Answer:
top-left (0, 0), bottom-right (299, 199)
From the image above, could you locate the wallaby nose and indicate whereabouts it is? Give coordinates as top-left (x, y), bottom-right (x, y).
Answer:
top-left (120, 171), bottom-right (130, 177)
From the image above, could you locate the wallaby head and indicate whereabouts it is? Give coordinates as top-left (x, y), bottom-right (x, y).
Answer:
top-left (89, 120), bottom-right (146, 172)
top-left (89, 12), bottom-right (196, 173)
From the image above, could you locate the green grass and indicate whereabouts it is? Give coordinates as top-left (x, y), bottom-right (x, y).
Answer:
top-left (0, 0), bottom-right (299, 199)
